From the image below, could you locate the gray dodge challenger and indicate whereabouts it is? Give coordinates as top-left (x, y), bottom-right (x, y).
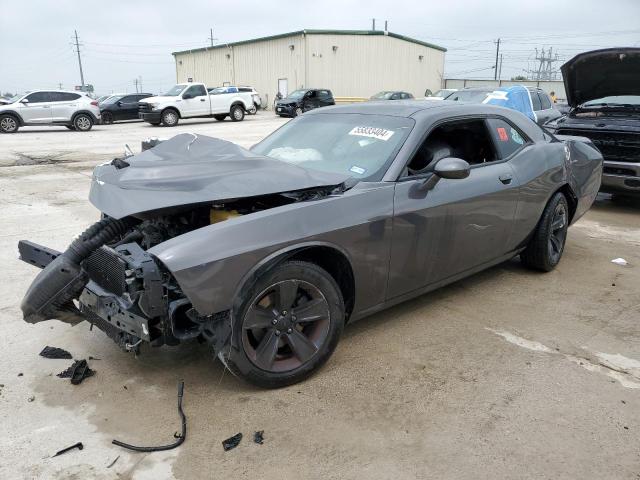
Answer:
top-left (19, 101), bottom-right (602, 387)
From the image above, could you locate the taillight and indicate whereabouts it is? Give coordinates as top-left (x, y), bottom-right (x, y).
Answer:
top-left (91, 101), bottom-right (99, 106)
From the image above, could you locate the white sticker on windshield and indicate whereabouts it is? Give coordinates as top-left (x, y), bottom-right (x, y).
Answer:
top-left (348, 126), bottom-right (395, 141)
top-left (350, 165), bottom-right (366, 175)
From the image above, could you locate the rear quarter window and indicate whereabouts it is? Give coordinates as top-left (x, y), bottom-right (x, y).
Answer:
top-left (486, 118), bottom-right (529, 159)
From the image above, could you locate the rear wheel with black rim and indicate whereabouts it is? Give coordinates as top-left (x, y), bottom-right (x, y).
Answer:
top-left (214, 114), bottom-right (227, 121)
top-left (219, 261), bottom-right (344, 388)
top-left (521, 192), bottom-right (569, 271)
top-left (101, 111), bottom-right (114, 124)
top-left (0, 115), bottom-right (20, 133)
top-left (73, 113), bottom-right (93, 132)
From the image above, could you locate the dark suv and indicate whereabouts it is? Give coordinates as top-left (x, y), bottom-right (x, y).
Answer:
top-left (100, 93), bottom-right (153, 124)
top-left (275, 89), bottom-right (334, 117)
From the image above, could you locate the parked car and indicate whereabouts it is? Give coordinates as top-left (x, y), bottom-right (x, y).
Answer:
top-left (370, 91), bottom-right (414, 101)
top-left (19, 101), bottom-right (602, 388)
top-left (0, 90), bottom-right (100, 133)
top-left (238, 86), bottom-right (262, 114)
top-left (100, 93), bottom-right (153, 124)
top-left (425, 88), bottom-right (457, 100)
top-left (546, 48), bottom-right (640, 199)
top-left (0, 96), bottom-right (12, 105)
top-left (445, 86), bottom-right (561, 126)
top-left (138, 83), bottom-right (254, 126)
top-left (275, 88), bottom-right (334, 117)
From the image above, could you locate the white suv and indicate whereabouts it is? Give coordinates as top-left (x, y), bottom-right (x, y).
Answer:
top-left (0, 90), bottom-right (101, 133)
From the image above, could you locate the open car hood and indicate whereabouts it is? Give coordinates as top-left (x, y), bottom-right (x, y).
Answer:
top-left (89, 133), bottom-right (350, 219)
top-left (561, 48), bottom-right (640, 107)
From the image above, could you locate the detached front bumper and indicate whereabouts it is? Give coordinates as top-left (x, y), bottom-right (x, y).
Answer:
top-left (601, 161), bottom-right (640, 196)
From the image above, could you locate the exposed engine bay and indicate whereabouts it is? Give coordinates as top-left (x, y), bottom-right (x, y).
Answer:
top-left (19, 185), bottom-right (341, 355)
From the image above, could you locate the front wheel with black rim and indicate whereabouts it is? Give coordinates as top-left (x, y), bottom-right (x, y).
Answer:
top-left (219, 260), bottom-right (345, 388)
top-left (101, 111), bottom-right (114, 125)
top-left (213, 114), bottom-right (227, 121)
top-left (230, 105), bottom-right (245, 122)
top-left (521, 192), bottom-right (569, 271)
top-left (0, 115), bottom-right (20, 133)
top-left (73, 113), bottom-right (93, 132)
top-left (161, 109), bottom-right (179, 127)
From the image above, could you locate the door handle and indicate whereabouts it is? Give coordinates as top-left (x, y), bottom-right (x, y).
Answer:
top-left (200, 98), bottom-right (205, 102)
top-left (499, 174), bottom-right (512, 185)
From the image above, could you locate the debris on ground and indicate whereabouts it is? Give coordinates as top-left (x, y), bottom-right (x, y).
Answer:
top-left (222, 433), bottom-right (243, 451)
top-left (253, 431), bottom-right (264, 445)
top-left (57, 359), bottom-right (95, 385)
top-left (611, 258), bottom-right (628, 266)
top-left (53, 442), bottom-right (83, 457)
top-left (39, 346), bottom-right (72, 359)
top-left (112, 381), bottom-right (186, 452)
top-left (106, 455), bottom-right (120, 468)
top-left (27, 395), bottom-right (35, 402)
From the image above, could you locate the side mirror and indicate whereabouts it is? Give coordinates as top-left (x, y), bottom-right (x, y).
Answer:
top-left (117, 101), bottom-right (123, 106)
top-left (182, 93), bottom-right (193, 100)
top-left (20, 98), bottom-right (29, 104)
top-left (419, 157), bottom-right (470, 191)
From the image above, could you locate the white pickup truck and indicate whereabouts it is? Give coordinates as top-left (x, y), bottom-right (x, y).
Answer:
top-left (138, 83), bottom-right (255, 126)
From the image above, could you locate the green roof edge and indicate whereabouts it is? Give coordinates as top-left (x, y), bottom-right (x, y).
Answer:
top-left (171, 29), bottom-right (447, 55)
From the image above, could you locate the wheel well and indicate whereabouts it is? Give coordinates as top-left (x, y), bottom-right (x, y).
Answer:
top-left (231, 101), bottom-right (245, 110)
top-left (557, 184), bottom-right (578, 222)
top-left (72, 110), bottom-right (96, 122)
top-left (162, 107), bottom-right (180, 118)
top-left (0, 111), bottom-right (24, 126)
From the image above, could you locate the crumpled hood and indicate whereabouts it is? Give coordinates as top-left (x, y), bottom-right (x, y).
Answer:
top-left (89, 133), bottom-right (350, 219)
top-left (561, 48), bottom-right (640, 107)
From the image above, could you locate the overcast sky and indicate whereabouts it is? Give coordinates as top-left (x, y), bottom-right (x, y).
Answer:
top-left (1, 0), bottom-right (639, 95)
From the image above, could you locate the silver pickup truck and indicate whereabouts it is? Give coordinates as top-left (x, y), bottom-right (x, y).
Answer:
top-left (138, 83), bottom-right (255, 126)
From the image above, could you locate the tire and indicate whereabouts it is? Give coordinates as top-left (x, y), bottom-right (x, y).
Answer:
top-left (248, 104), bottom-right (257, 115)
top-left (219, 260), bottom-right (345, 388)
top-left (213, 114), bottom-right (227, 121)
top-left (0, 114), bottom-right (20, 133)
top-left (294, 107), bottom-right (303, 117)
top-left (149, 122), bottom-right (161, 126)
top-left (230, 104), bottom-right (245, 122)
top-left (521, 192), bottom-right (569, 272)
top-left (161, 109), bottom-right (179, 127)
top-left (65, 126), bottom-right (76, 131)
top-left (101, 111), bottom-right (114, 125)
top-left (73, 113), bottom-right (93, 131)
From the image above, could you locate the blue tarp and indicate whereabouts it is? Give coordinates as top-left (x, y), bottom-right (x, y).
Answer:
top-left (483, 86), bottom-right (536, 122)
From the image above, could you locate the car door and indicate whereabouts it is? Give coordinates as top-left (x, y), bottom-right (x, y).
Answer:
top-left (302, 90), bottom-right (319, 111)
top-left (49, 92), bottom-right (82, 122)
top-left (115, 95), bottom-right (142, 120)
top-left (387, 116), bottom-right (521, 299)
top-left (180, 84), bottom-right (209, 116)
top-left (19, 92), bottom-right (53, 123)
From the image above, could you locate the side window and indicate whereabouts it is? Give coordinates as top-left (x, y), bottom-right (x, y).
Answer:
top-left (406, 118), bottom-right (497, 176)
top-left (390, 93), bottom-right (400, 100)
top-left (486, 118), bottom-right (528, 159)
top-left (186, 85), bottom-right (206, 97)
top-left (119, 95), bottom-right (135, 103)
top-left (25, 92), bottom-right (51, 103)
top-left (539, 92), bottom-right (552, 110)
top-left (530, 91), bottom-right (542, 111)
top-left (307, 91), bottom-right (317, 98)
top-left (56, 92), bottom-right (81, 101)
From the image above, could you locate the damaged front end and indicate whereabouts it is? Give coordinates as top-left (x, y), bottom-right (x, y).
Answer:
top-left (19, 214), bottom-right (232, 354)
top-left (19, 133), bottom-right (349, 355)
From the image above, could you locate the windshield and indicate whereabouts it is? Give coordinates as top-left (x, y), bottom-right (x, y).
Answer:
top-left (581, 95), bottom-right (640, 107)
top-left (8, 93), bottom-right (25, 103)
top-left (287, 90), bottom-right (307, 100)
top-left (433, 89), bottom-right (454, 98)
top-left (371, 91), bottom-right (393, 100)
top-left (445, 90), bottom-right (492, 102)
top-left (252, 113), bottom-right (414, 181)
top-left (163, 84), bottom-right (187, 96)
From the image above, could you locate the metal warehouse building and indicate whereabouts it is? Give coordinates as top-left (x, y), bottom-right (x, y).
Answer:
top-left (172, 29), bottom-right (446, 105)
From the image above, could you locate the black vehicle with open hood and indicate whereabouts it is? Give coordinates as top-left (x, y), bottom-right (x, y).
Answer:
top-left (547, 48), bottom-right (640, 198)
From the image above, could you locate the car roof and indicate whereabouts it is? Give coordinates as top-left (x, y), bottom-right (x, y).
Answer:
top-left (305, 99), bottom-right (532, 119)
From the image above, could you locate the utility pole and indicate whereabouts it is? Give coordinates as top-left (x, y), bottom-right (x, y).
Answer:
top-left (372, 18), bottom-right (376, 31)
top-left (384, 20), bottom-right (388, 32)
top-left (498, 54), bottom-right (503, 82)
top-left (494, 38), bottom-right (500, 80)
top-left (208, 28), bottom-right (218, 47)
top-left (73, 30), bottom-right (85, 89)
top-left (134, 78), bottom-right (139, 93)
top-left (138, 76), bottom-right (142, 92)
top-left (58, 82), bottom-right (63, 90)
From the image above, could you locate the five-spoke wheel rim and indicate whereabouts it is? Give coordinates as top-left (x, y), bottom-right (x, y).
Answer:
top-left (242, 280), bottom-right (331, 373)
top-left (548, 202), bottom-right (567, 264)
top-left (76, 116), bottom-right (91, 130)
top-left (1, 117), bottom-right (17, 132)
top-left (233, 107), bottom-right (243, 120)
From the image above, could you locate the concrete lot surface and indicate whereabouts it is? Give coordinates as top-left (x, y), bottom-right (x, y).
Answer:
top-left (1, 114), bottom-right (639, 479)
